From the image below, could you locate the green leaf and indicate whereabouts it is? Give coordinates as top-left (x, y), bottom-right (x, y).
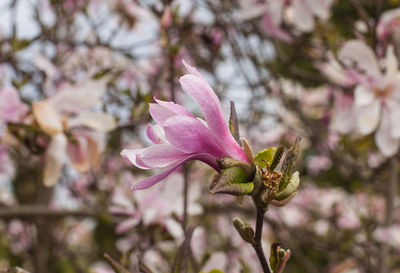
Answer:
top-left (209, 166), bottom-right (254, 196)
top-left (254, 147), bottom-right (277, 168)
top-left (273, 171), bottom-right (300, 200)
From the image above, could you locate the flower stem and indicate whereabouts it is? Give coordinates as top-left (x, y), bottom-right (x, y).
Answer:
top-left (252, 207), bottom-right (271, 273)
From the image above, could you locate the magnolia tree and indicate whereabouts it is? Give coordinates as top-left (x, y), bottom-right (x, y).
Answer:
top-left (0, 0), bottom-right (400, 273)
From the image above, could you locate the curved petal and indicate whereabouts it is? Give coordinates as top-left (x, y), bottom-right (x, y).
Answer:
top-left (48, 79), bottom-right (107, 113)
top-left (338, 40), bottom-right (381, 78)
top-left (121, 148), bottom-right (151, 169)
top-left (163, 115), bottom-right (225, 157)
top-left (139, 143), bottom-right (189, 168)
top-left (146, 124), bottom-right (166, 144)
top-left (67, 111), bottom-right (116, 132)
top-left (44, 133), bottom-right (67, 187)
top-left (292, 0), bottom-right (314, 32)
top-left (179, 73), bottom-right (248, 161)
top-left (149, 103), bottom-right (176, 126)
top-left (387, 101), bottom-right (400, 138)
top-left (154, 98), bottom-right (194, 117)
top-left (131, 153), bottom-right (219, 191)
top-left (32, 100), bottom-right (63, 136)
top-left (357, 101), bottom-right (381, 135)
top-left (354, 85), bottom-right (375, 106)
top-left (376, 108), bottom-right (400, 157)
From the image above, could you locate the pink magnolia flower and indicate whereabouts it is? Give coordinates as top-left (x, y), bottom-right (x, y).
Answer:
top-left (336, 40), bottom-right (400, 156)
top-left (121, 61), bottom-right (248, 190)
top-left (240, 0), bottom-right (333, 42)
top-left (377, 8), bottom-right (400, 42)
top-left (0, 87), bottom-right (29, 130)
top-left (32, 78), bottom-right (116, 186)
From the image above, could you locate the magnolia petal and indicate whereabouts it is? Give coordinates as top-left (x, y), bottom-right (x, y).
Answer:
top-left (67, 111), bottom-right (116, 132)
top-left (149, 103), bottom-right (177, 126)
top-left (146, 124), bottom-right (166, 144)
top-left (139, 143), bottom-right (189, 169)
top-left (163, 115), bottom-right (224, 157)
top-left (354, 85), bottom-right (375, 106)
top-left (388, 101), bottom-right (400, 138)
top-left (292, 0), bottom-right (314, 32)
top-left (131, 153), bottom-right (219, 191)
top-left (182, 60), bottom-right (207, 81)
top-left (357, 101), bottom-right (381, 135)
top-left (44, 133), bottom-right (67, 187)
top-left (305, 0), bottom-right (332, 20)
top-left (376, 108), bottom-right (400, 157)
top-left (121, 148), bottom-right (151, 169)
top-left (179, 74), bottom-right (248, 162)
top-left (154, 98), bottom-right (194, 117)
top-left (384, 46), bottom-right (398, 77)
top-left (338, 40), bottom-right (380, 78)
top-left (0, 87), bottom-right (29, 123)
top-left (48, 79), bottom-right (107, 113)
top-left (32, 100), bottom-right (63, 136)
top-left (261, 13), bottom-right (293, 42)
top-left (67, 135), bottom-right (89, 173)
top-left (268, 0), bottom-right (284, 25)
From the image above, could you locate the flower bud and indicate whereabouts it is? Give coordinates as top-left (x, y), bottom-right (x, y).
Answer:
top-left (270, 243), bottom-right (291, 273)
top-left (232, 217), bottom-right (255, 244)
top-left (209, 166), bottom-right (254, 195)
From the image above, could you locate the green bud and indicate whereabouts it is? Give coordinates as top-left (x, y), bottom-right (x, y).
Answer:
top-left (280, 137), bottom-right (301, 191)
top-left (269, 243), bottom-right (291, 273)
top-left (209, 166), bottom-right (254, 196)
top-left (269, 146), bottom-right (284, 171)
top-left (232, 217), bottom-right (255, 244)
top-left (270, 172), bottom-right (300, 207)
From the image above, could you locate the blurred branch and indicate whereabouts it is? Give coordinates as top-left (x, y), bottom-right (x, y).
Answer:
top-left (0, 205), bottom-right (98, 219)
top-left (378, 157), bottom-right (398, 273)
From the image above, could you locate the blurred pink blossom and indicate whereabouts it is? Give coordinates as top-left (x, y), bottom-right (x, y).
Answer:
top-left (377, 8), bottom-right (400, 42)
top-left (121, 61), bottom-right (248, 190)
top-left (0, 87), bottom-right (28, 128)
top-left (336, 40), bottom-right (400, 156)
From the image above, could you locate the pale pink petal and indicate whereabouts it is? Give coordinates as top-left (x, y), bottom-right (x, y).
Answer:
top-left (317, 54), bottom-right (359, 87)
top-left (154, 98), bottom-right (195, 117)
top-left (131, 153), bottom-right (219, 190)
top-left (163, 115), bottom-right (225, 157)
top-left (268, 0), bottom-right (284, 25)
top-left (182, 60), bottom-right (207, 81)
top-left (67, 112), bottom-right (116, 132)
top-left (305, 0), bottom-right (332, 20)
top-left (149, 103), bottom-right (177, 126)
top-left (261, 13), bottom-right (293, 42)
top-left (44, 133), bottom-right (67, 187)
top-left (354, 85), bottom-right (375, 106)
top-left (338, 40), bottom-right (381, 78)
top-left (388, 101), bottom-right (400, 138)
top-left (116, 218), bottom-right (140, 234)
top-left (48, 79), bottom-right (107, 114)
top-left (179, 73), bottom-right (248, 161)
top-left (146, 124), bottom-right (166, 144)
top-left (0, 87), bottom-right (28, 123)
top-left (139, 144), bottom-right (188, 168)
top-left (121, 148), bottom-right (151, 169)
top-left (357, 101), bottom-right (381, 135)
top-left (376, 108), bottom-right (399, 156)
top-left (32, 100), bottom-right (63, 136)
top-left (292, 0), bottom-right (314, 32)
